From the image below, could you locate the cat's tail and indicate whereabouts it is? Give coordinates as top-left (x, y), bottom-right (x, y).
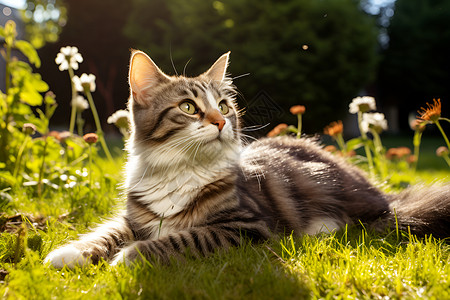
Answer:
top-left (380, 183), bottom-right (450, 238)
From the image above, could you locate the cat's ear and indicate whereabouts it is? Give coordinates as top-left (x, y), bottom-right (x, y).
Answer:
top-left (129, 50), bottom-right (170, 105)
top-left (202, 51), bottom-right (230, 82)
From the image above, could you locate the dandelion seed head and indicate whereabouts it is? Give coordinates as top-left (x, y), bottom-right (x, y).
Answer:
top-left (72, 95), bottom-right (89, 112)
top-left (73, 73), bottom-right (96, 93)
top-left (361, 112), bottom-right (388, 134)
top-left (349, 96), bottom-right (376, 114)
top-left (107, 109), bottom-right (130, 129)
top-left (55, 46), bottom-right (83, 71)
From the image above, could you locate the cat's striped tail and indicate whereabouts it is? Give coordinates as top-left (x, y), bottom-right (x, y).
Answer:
top-left (382, 183), bottom-right (450, 238)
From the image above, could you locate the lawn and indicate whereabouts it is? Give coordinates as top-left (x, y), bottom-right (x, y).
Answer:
top-left (0, 136), bottom-right (449, 300)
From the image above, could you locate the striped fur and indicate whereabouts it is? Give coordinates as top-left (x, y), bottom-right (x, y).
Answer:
top-left (45, 51), bottom-right (450, 268)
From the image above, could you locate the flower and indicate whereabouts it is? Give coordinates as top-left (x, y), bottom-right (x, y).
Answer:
top-left (290, 105), bottom-right (306, 115)
top-left (361, 112), bottom-right (388, 134)
top-left (324, 145), bottom-right (337, 152)
top-left (267, 123), bottom-right (288, 137)
top-left (386, 147), bottom-right (411, 160)
top-left (107, 109), bottom-right (130, 129)
top-left (22, 123), bottom-right (36, 135)
top-left (409, 118), bottom-right (426, 132)
top-left (73, 73), bottom-right (96, 92)
top-left (324, 120), bottom-right (343, 137)
top-left (71, 95), bottom-right (89, 112)
top-left (436, 146), bottom-right (449, 157)
top-left (83, 133), bottom-right (98, 144)
top-left (349, 96), bottom-right (376, 114)
top-left (55, 46), bottom-right (83, 71)
top-left (418, 98), bottom-right (441, 122)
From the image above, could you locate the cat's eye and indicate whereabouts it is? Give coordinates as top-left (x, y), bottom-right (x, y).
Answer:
top-left (179, 101), bottom-right (198, 115)
top-left (218, 101), bottom-right (229, 115)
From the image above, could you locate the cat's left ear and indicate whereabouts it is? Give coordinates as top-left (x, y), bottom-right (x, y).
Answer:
top-left (202, 51), bottom-right (230, 82)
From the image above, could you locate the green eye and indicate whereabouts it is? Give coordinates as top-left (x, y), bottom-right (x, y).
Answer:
top-left (218, 101), bottom-right (229, 115)
top-left (179, 101), bottom-right (198, 115)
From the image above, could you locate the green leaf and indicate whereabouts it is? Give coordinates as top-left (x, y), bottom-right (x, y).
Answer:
top-left (14, 40), bottom-right (41, 68)
top-left (20, 90), bottom-right (43, 106)
top-left (346, 137), bottom-right (364, 151)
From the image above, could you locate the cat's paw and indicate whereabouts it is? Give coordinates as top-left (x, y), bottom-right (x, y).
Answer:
top-left (44, 245), bottom-right (91, 269)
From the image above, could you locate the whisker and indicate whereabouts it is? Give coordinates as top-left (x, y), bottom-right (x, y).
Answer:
top-left (183, 58), bottom-right (192, 76)
top-left (170, 43), bottom-right (178, 76)
top-left (232, 73), bottom-right (250, 80)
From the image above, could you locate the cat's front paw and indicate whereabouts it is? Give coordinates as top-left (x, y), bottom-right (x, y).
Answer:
top-left (44, 245), bottom-right (91, 269)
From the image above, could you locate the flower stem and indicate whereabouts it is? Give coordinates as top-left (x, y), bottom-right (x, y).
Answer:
top-left (296, 114), bottom-right (302, 138)
top-left (85, 89), bottom-right (113, 161)
top-left (76, 111), bottom-right (84, 136)
top-left (37, 136), bottom-right (49, 198)
top-left (441, 153), bottom-right (450, 167)
top-left (357, 111), bottom-right (374, 176)
top-left (68, 67), bottom-right (77, 134)
top-left (371, 129), bottom-right (387, 178)
top-left (89, 144), bottom-right (93, 188)
top-left (13, 135), bottom-right (31, 180)
top-left (434, 120), bottom-right (450, 151)
top-left (412, 130), bottom-right (422, 173)
top-left (335, 133), bottom-right (347, 154)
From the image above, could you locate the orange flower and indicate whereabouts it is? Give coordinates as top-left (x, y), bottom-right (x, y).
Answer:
top-left (324, 120), bottom-right (343, 137)
top-left (290, 105), bottom-right (305, 115)
top-left (267, 123), bottom-right (288, 137)
top-left (83, 133), bottom-right (98, 144)
top-left (386, 147), bottom-right (411, 160)
top-left (418, 98), bottom-right (441, 122)
top-left (436, 146), bottom-right (449, 157)
top-left (324, 145), bottom-right (337, 152)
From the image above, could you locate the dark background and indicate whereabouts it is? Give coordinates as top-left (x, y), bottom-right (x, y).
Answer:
top-left (3, 0), bottom-right (450, 135)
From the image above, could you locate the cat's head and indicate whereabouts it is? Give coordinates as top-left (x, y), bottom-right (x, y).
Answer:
top-left (127, 50), bottom-right (240, 167)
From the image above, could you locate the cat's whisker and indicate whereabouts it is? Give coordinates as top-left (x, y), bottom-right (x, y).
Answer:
top-left (240, 123), bottom-right (271, 132)
top-left (169, 43), bottom-right (178, 76)
top-left (232, 73), bottom-right (250, 80)
top-left (183, 58), bottom-right (192, 76)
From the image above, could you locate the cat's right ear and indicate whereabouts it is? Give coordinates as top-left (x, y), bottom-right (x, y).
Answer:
top-left (129, 50), bottom-right (170, 105)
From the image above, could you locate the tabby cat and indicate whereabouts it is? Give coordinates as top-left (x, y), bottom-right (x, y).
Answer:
top-left (45, 50), bottom-right (450, 268)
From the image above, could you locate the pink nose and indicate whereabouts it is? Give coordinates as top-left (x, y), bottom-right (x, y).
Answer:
top-left (212, 119), bottom-right (226, 131)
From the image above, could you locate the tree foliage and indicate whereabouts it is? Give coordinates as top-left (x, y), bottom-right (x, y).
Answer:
top-left (125, 0), bottom-right (379, 131)
top-left (379, 0), bottom-right (450, 128)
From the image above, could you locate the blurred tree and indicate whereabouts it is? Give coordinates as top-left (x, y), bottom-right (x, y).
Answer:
top-left (125, 0), bottom-right (379, 132)
top-left (379, 0), bottom-right (450, 130)
top-left (37, 0), bottom-right (132, 132)
top-left (22, 0), bottom-right (67, 48)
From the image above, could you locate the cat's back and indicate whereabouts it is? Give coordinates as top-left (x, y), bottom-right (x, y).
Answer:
top-left (236, 136), bottom-right (389, 234)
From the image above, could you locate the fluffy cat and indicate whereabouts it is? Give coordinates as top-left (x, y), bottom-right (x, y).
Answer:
top-left (45, 50), bottom-right (450, 268)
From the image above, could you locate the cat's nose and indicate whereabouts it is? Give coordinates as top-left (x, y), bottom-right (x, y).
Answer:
top-left (212, 119), bottom-right (226, 131)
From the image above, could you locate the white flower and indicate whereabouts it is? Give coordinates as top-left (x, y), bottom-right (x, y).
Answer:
top-left (107, 109), bottom-right (130, 129)
top-left (361, 112), bottom-right (388, 134)
top-left (71, 95), bottom-right (89, 112)
top-left (349, 96), bottom-right (376, 114)
top-left (73, 73), bottom-right (96, 93)
top-left (55, 46), bottom-right (83, 71)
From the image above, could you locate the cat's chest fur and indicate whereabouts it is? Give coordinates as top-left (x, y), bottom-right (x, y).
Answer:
top-left (126, 152), bottom-right (238, 239)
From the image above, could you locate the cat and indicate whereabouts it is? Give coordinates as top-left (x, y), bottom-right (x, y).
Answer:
top-left (44, 50), bottom-right (450, 268)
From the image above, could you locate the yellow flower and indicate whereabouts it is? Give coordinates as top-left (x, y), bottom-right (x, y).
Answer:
top-left (418, 98), bottom-right (441, 122)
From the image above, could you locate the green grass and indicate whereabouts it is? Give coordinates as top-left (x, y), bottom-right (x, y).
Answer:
top-left (1, 144), bottom-right (449, 299)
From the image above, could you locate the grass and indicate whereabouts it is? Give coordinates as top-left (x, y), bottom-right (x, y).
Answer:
top-left (1, 139), bottom-right (449, 300)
